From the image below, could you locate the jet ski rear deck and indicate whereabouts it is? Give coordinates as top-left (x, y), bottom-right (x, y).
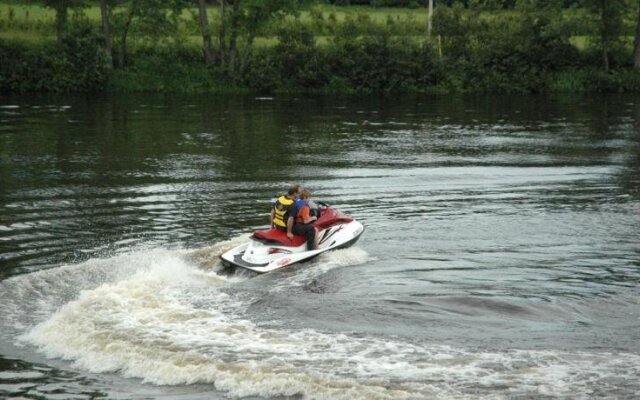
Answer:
top-left (220, 205), bottom-right (364, 273)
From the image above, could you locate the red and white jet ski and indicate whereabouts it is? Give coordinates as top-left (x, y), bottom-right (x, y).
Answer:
top-left (220, 203), bottom-right (364, 273)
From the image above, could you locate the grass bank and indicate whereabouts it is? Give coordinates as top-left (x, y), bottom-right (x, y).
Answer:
top-left (2, 3), bottom-right (640, 94)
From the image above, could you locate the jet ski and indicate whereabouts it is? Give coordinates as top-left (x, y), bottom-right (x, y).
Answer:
top-left (220, 203), bottom-right (364, 273)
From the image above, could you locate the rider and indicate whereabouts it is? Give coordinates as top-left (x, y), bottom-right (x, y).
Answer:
top-left (271, 184), bottom-right (302, 240)
top-left (293, 189), bottom-right (318, 250)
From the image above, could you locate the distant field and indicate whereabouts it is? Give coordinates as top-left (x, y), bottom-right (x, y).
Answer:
top-left (0, 3), bottom-right (429, 25)
top-left (1, 3), bottom-right (56, 20)
top-left (0, 3), bottom-right (430, 47)
top-left (0, 30), bottom-right (53, 44)
top-left (0, 2), bottom-right (608, 52)
top-left (0, 3), bottom-right (102, 22)
top-left (303, 5), bottom-right (429, 21)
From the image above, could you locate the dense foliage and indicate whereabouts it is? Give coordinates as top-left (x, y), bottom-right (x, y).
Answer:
top-left (0, 22), bottom-right (109, 91)
top-left (1, 1), bottom-right (640, 93)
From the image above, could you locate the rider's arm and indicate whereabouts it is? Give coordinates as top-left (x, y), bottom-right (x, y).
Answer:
top-left (301, 207), bottom-right (316, 224)
top-left (286, 216), bottom-right (294, 238)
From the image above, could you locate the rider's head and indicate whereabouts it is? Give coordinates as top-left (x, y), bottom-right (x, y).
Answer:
top-left (288, 184), bottom-right (302, 197)
top-left (299, 190), bottom-right (311, 200)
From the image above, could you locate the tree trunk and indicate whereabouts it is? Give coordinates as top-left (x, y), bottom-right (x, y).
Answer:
top-left (197, 0), bottom-right (215, 65)
top-left (239, 34), bottom-right (255, 74)
top-left (427, 0), bottom-right (433, 42)
top-left (119, 5), bottom-right (136, 67)
top-left (600, 0), bottom-right (610, 72)
top-left (54, 3), bottom-right (67, 47)
top-left (602, 39), bottom-right (610, 72)
top-left (633, 2), bottom-right (640, 68)
top-left (228, 0), bottom-right (241, 74)
top-left (100, 0), bottom-right (112, 63)
top-left (219, 0), bottom-right (226, 66)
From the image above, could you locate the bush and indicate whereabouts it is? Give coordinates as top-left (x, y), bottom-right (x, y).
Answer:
top-left (60, 22), bottom-right (111, 90)
top-left (108, 44), bottom-right (237, 93)
top-left (0, 22), bottom-right (109, 92)
top-left (242, 47), bottom-right (282, 92)
top-left (435, 7), bottom-right (579, 92)
top-left (273, 21), bottom-right (329, 90)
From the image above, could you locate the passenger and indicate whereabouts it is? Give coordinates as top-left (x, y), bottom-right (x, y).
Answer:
top-left (293, 190), bottom-right (318, 250)
top-left (307, 196), bottom-right (320, 217)
top-left (271, 184), bottom-right (302, 240)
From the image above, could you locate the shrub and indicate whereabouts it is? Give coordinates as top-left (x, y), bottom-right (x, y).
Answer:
top-left (273, 21), bottom-right (329, 90)
top-left (242, 47), bottom-right (282, 92)
top-left (0, 22), bottom-right (109, 92)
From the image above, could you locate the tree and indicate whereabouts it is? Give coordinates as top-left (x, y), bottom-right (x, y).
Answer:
top-left (582, 0), bottom-right (625, 71)
top-left (427, 0), bottom-right (433, 41)
top-left (43, 0), bottom-right (85, 47)
top-left (114, 0), bottom-right (137, 67)
top-left (597, 0), bottom-right (615, 71)
top-left (196, 0), bottom-right (215, 65)
top-left (634, 0), bottom-right (640, 68)
top-left (111, 0), bottom-right (190, 67)
top-left (228, 0), bottom-right (241, 73)
top-left (100, 0), bottom-right (112, 63)
top-left (217, 0), bottom-right (306, 75)
top-left (219, 0), bottom-right (226, 66)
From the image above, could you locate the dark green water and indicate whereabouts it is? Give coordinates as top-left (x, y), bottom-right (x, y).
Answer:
top-left (0, 93), bottom-right (639, 399)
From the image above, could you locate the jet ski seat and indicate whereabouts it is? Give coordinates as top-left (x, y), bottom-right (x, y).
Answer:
top-left (252, 229), bottom-right (307, 247)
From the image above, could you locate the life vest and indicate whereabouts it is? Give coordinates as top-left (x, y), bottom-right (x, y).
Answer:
top-left (273, 195), bottom-right (294, 229)
top-left (295, 199), bottom-right (309, 224)
top-left (294, 199), bottom-right (308, 214)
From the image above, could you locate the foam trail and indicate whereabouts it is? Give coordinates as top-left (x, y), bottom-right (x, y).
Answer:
top-left (0, 249), bottom-right (194, 335)
top-left (17, 247), bottom-right (423, 399)
top-left (182, 233), bottom-right (252, 272)
top-left (268, 247), bottom-right (373, 292)
top-left (320, 246), bottom-right (371, 266)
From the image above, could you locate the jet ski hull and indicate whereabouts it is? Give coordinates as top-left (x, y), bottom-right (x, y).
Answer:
top-left (220, 217), bottom-right (364, 274)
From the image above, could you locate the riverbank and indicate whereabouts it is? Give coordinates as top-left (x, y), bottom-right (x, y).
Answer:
top-left (3, 37), bottom-right (640, 94)
top-left (2, 2), bottom-right (640, 94)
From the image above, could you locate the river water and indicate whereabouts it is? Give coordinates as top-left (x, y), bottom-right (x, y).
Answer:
top-left (0, 93), bottom-right (639, 399)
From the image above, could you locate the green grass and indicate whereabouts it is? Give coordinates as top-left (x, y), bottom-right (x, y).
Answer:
top-left (0, 2), bottom-right (430, 47)
top-left (302, 5), bottom-right (428, 22)
top-left (0, 3), bottom-right (428, 25)
top-left (0, 30), bottom-right (53, 44)
top-left (570, 36), bottom-right (590, 51)
top-left (0, 2), bottom-right (621, 54)
top-left (0, 3), bottom-right (56, 20)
